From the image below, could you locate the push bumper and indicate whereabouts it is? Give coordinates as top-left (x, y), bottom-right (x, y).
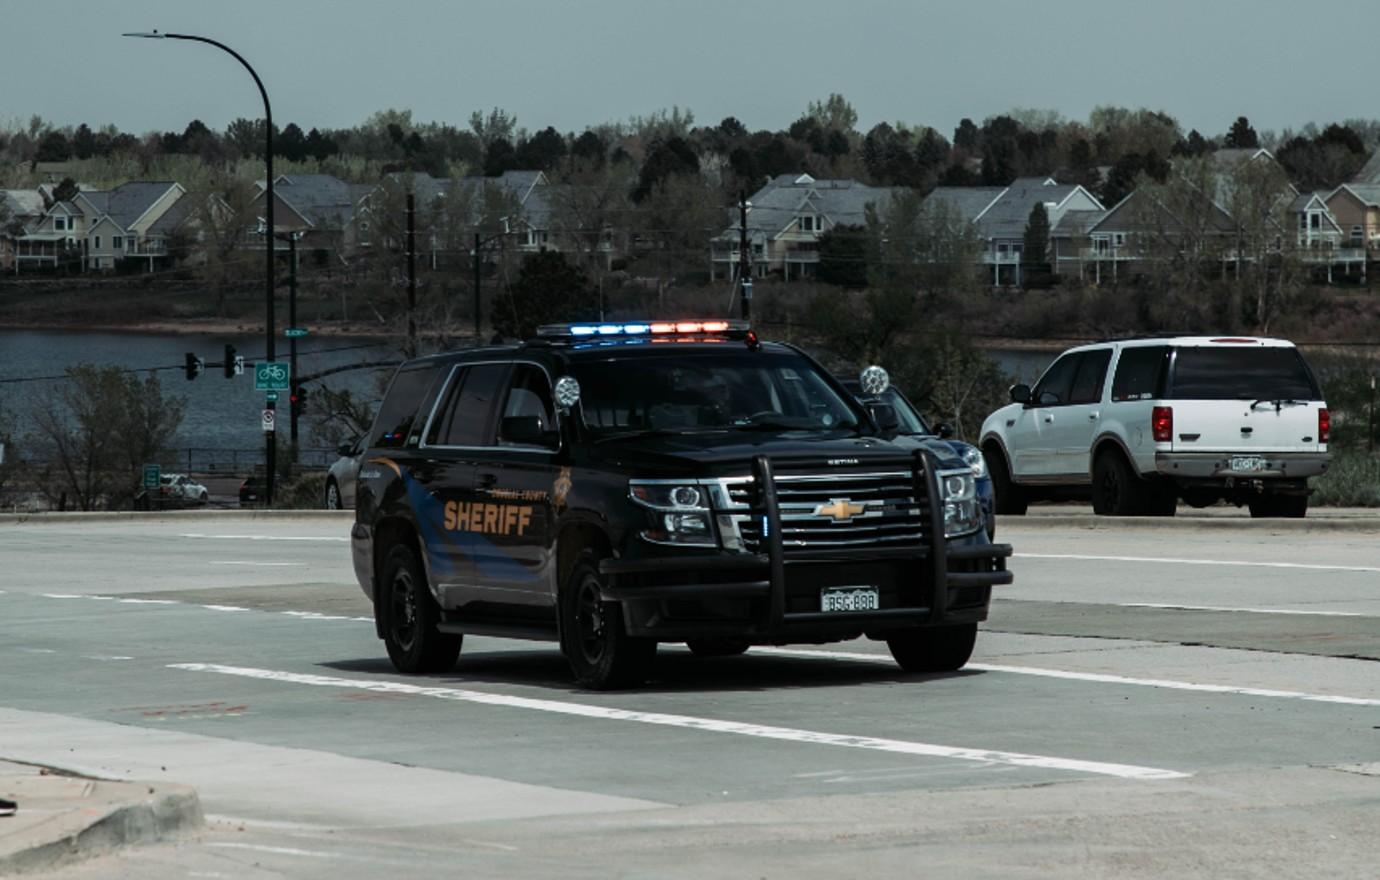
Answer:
top-left (599, 451), bottom-right (1013, 641)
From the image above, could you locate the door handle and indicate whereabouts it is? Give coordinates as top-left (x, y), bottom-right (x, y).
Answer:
top-left (1043, 414), bottom-right (1054, 423)
top-left (1088, 411), bottom-right (1100, 421)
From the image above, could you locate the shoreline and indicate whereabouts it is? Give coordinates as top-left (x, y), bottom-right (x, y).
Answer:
top-left (0, 319), bottom-right (406, 339)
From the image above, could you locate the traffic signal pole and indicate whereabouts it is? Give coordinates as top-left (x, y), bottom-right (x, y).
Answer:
top-left (288, 233), bottom-right (299, 466)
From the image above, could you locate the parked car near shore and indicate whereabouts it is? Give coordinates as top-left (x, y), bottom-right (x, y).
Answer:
top-left (160, 473), bottom-right (208, 505)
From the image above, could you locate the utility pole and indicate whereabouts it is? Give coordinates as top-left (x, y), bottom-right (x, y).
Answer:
top-left (406, 192), bottom-right (417, 358)
top-left (738, 190), bottom-right (752, 321)
top-left (473, 231), bottom-right (482, 338)
top-left (287, 233), bottom-right (299, 465)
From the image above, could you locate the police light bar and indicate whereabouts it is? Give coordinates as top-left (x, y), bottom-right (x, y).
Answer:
top-left (536, 320), bottom-right (750, 340)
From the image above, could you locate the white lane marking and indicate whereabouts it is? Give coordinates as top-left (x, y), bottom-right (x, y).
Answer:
top-left (1122, 602), bottom-right (1369, 618)
top-left (208, 842), bottom-right (334, 859)
top-left (82, 655), bottom-right (133, 661)
top-left (181, 533), bottom-right (349, 542)
top-left (169, 663), bottom-right (1188, 780)
top-left (17, 648), bottom-right (56, 654)
top-left (752, 647), bottom-right (1380, 707)
top-left (202, 605), bottom-right (249, 613)
top-left (282, 610), bottom-right (360, 622)
top-left (118, 598), bottom-right (179, 605)
top-left (1021, 552), bottom-right (1380, 574)
top-left (209, 561), bottom-right (306, 567)
top-left (42, 593), bottom-right (81, 599)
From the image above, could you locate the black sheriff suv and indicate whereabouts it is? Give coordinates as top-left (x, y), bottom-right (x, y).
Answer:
top-left (350, 320), bottom-right (1013, 688)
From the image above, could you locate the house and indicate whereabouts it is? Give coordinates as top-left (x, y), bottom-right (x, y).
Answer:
top-left (0, 189), bottom-right (46, 272)
top-left (711, 174), bottom-right (905, 281)
top-left (970, 178), bottom-right (1103, 285)
top-left (1323, 184), bottom-right (1380, 254)
top-left (79, 181), bottom-right (186, 271)
top-left (253, 174), bottom-right (374, 258)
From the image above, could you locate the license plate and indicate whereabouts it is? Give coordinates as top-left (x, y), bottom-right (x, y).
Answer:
top-left (1229, 456), bottom-right (1267, 473)
top-left (820, 586), bottom-right (880, 613)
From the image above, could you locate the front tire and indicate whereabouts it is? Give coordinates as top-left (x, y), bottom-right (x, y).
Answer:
top-left (560, 552), bottom-right (656, 689)
top-left (985, 445), bottom-right (1027, 516)
top-left (325, 479), bottom-right (342, 510)
top-left (381, 543), bottom-right (462, 674)
top-left (887, 623), bottom-right (977, 673)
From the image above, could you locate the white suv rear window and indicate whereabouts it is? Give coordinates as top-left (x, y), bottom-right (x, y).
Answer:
top-left (1168, 348), bottom-right (1319, 400)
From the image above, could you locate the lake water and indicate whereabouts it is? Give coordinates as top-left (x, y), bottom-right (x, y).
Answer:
top-left (0, 328), bottom-right (401, 466)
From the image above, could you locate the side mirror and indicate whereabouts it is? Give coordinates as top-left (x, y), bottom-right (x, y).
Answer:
top-left (867, 402), bottom-right (901, 434)
top-left (934, 422), bottom-right (955, 439)
top-left (502, 415), bottom-right (554, 446)
top-left (337, 440), bottom-right (357, 457)
top-left (1009, 384), bottom-right (1031, 404)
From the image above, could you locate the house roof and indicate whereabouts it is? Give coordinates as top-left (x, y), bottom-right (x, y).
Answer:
top-left (1051, 209), bottom-right (1106, 237)
top-left (925, 187), bottom-right (1006, 223)
top-left (147, 198), bottom-right (193, 236)
top-left (0, 190), bottom-right (45, 218)
top-left (727, 176), bottom-right (903, 238)
top-left (1352, 151), bottom-right (1380, 184)
top-left (973, 178), bottom-right (1091, 239)
top-left (1212, 147), bottom-right (1274, 166)
top-left (264, 174), bottom-right (358, 230)
top-left (102, 182), bottom-right (180, 230)
top-left (1335, 183), bottom-right (1380, 207)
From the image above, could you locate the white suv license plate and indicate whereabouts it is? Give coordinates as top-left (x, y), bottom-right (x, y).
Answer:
top-left (1229, 456), bottom-right (1268, 473)
top-left (820, 586), bottom-right (880, 613)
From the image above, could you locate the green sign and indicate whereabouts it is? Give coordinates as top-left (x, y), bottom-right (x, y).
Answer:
top-left (254, 361), bottom-right (291, 391)
top-left (285, 327), bottom-right (309, 338)
top-left (266, 391), bottom-right (279, 402)
top-left (142, 463), bottom-right (161, 490)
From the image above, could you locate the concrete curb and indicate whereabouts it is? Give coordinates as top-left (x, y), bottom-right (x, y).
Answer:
top-left (0, 762), bottom-right (202, 875)
top-left (1006, 512), bottom-right (1380, 533)
top-left (0, 509), bottom-right (353, 525)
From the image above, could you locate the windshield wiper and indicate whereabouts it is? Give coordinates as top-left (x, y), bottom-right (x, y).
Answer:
top-left (593, 428), bottom-right (720, 443)
top-left (1250, 398), bottom-right (1308, 411)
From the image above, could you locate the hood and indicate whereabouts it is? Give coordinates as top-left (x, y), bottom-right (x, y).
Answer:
top-left (590, 429), bottom-right (967, 475)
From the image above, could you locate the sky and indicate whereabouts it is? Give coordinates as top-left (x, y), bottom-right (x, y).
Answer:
top-left (4, 0), bottom-right (1377, 142)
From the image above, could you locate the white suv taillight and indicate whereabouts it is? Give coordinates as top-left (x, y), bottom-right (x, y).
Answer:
top-left (1319, 408), bottom-right (1330, 444)
top-left (1152, 406), bottom-right (1173, 443)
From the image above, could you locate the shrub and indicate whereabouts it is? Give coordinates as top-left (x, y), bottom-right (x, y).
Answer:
top-left (1311, 450), bottom-right (1380, 507)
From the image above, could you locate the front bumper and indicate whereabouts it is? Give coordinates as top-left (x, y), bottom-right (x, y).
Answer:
top-left (599, 451), bottom-right (1013, 641)
top-left (1155, 451), bottom-right (1330, 482)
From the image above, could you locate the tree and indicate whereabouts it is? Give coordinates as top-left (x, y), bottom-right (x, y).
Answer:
top-left (492, 251), bottom-right (600, 340)
top-left (470, 107), bottom-right (518, 148)
top-left (632, 136), bottom-right (699, 202)
top-left (1225, 116), bottom-right (1259, 149)
top-left (50, 177), bottom-right (80, 205)
top-left (806, 94), bottom-right (858, 133)
top-left (817, 224), bottom-right (869, 288)
top-left (35, 130), bottom-right (71, 163)
top-left (28, 366), bottom-right (185, 510)
top-left (550, 161), bottom-right (636, 277)
top-left (1224, 155), bottom-right (1304, 331)
top-left (515, 126), bottom-right (567, 171)
top-left (185, 175), bottom-right (259, 313)
top-left (636, 173), bottom-right (724, 286)
top-left (1022, 203), bottom-right (1051, 279)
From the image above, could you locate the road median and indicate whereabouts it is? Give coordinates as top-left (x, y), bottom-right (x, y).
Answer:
top-left (1007, 507), bottom-right (1380, 533)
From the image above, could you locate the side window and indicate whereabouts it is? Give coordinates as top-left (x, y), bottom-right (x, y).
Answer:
top-left (1110, 346), bottom-right (1170, 401)
top-left (431, 363), bottom-right (508, 447)
top-left (370, 364), bottom-right (444, 449)
top-left (499, 365), bottom-right (557, 447)
top-left (1033, 353), bottom-right (1081, 406)
top-left (1069, 349), bottom-right (1112, 405)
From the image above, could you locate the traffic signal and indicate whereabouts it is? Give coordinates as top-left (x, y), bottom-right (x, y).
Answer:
top-left (290, 385), bottom-right (308, 418)
top-left (184, 352), bottom-right (204, 381)
top-left (223, 344), bottom-right (239, 378)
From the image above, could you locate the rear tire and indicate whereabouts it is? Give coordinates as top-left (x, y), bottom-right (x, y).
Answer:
top-left (325, 479), bottom-right (342, 510)
top-left (887, 623), bottom-right (978, 673)
top-left (985, 446), bottom-right (1027, 516)
top-left (1092, 451), bottom-right (1148, 516)
top-left (686, 638), bottom-right (751, 657)
top-left (1249, 495), bottom-right (1308, 518)
top-left (560, 552), bottom-right (656, 689)
top-left (381, 543), bottom-right (462, 674)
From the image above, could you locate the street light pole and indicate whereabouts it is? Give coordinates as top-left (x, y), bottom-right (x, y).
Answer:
top-left (123, 30), bottom-right (277, 504)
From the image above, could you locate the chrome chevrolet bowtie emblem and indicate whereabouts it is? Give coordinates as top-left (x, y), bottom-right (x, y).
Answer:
top-left (814, 498), bottom-right (866, 522)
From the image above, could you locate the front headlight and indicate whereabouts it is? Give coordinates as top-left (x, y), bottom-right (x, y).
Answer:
top-left (938, 468), bottom-right (981, 538)
top-left (629, 480), bottom-right (717, 547)
top-left (961, 445), bottom-right (988, 480)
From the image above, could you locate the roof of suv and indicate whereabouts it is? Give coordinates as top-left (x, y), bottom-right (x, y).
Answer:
top-left (1073, 336), bottom-right (1297, 353)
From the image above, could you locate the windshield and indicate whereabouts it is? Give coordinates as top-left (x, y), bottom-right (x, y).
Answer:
top-left (572, 350), bottom-right (862, 437)
top-left (1169, 347), bottom-right (1320, 400)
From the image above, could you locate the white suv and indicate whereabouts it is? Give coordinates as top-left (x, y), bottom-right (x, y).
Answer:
top-left (979, 337), bottom-right (1331, 518)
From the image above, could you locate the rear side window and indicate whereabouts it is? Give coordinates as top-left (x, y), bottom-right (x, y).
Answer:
top-left (370, 364), bottom-right (444, 448)
top-left (1111, 346), bottom-right (1170, 401)
top-left (1168, 347), bottom-right (1321, 400)
top-left (428, 363), bottom-right (509, 446)
top-left (1069, 349), bottom-right (1112, 404)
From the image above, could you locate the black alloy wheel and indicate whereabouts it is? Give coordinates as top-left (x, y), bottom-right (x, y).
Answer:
top-left (560, 552), bottom-right (656, 689)
top-left (381, 543), bottom-right (462, 674)
top-left (1092, 451), bottom-right (1146, 516)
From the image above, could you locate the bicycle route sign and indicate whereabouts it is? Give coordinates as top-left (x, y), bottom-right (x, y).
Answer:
top-left (254, 361), bottom-right (291, 391)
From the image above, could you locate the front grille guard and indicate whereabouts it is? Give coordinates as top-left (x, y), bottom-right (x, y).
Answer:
top-left (751, 449), bottom-right (948, 629)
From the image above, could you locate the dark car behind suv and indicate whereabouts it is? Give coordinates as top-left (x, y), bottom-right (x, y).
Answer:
top-left (351, 321), bottom-right (1012, 688)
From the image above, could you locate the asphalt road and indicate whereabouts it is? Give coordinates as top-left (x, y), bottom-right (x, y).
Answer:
top-left (1, 513), bottom-right (1376, 878)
